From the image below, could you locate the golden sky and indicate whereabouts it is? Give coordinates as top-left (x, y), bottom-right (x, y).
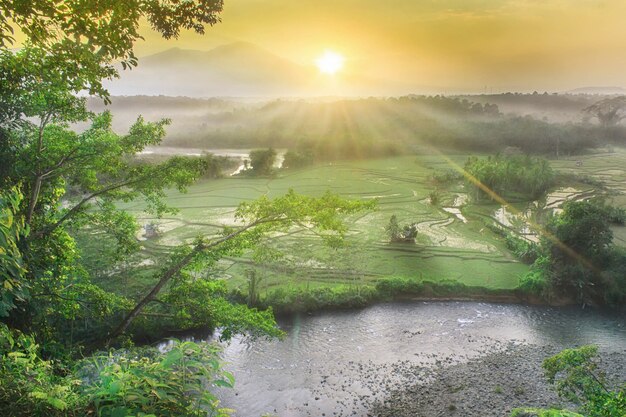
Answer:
top-left (44, 0), bottom-right (625, 93)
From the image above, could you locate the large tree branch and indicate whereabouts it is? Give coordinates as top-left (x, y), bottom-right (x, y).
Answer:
top-left (38, 145), bottom-right (92, 179)
top-left (106, 216), bottom-right (281, 344)
top-left (25, 112), bottom-right (52, 225)
top-left (36, 167), bottom-right (169, 238)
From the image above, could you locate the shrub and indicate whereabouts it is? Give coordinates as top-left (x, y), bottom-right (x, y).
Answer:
top-left (0, 324), bottom-right (86, 417)
top-left (464, 155), bottom-right (554, 200)
top-left (0, 324), bottom-right (234, 417)
top-left (428, 189), bottom-right (441, 206)
top-left (506, 234), bottom-right (540, 264)
top-left (430, 169), bottom-right (462, 185)
top-left (262, 285), bottom-right (378, 313)
top-left (78, 340), bottom-right (234, 417)
top-left (375, 277), bottom-right (424, 298)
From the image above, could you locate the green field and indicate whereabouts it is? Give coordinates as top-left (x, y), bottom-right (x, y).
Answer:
top-left (117, 155), bottom-right (522, 295)
top-left (94, 148), bottom-right (626, 301)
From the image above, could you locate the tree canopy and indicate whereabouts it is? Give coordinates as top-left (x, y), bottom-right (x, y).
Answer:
top-left (513, 345), bottom-right (626, 417)
top-left (521, 198), bottom-right (626, 306)
top-left (583, 96), bottom-right (626, 127)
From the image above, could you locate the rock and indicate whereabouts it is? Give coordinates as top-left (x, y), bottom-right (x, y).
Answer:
top-left (367, 344), bottom-right (626, 417)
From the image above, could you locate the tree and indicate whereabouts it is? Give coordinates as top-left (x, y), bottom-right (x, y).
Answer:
top-left (0, 188), bottom-right (29, 317)
top-left (512, 346), bottom-right (625, 417)
top-left (283, 149), bottom-right (314, 169)
top-left (385, 215), bottom-right (417, 243)
top-left (464, 155), bottom-right (554, 201)
top-left (0, 94), bottom-right (208, 334)
top-left (386, 215), bottom-right (401, 242)
top-left (583, 96), bottom-right (626, 127)
top-left (523, 198), bottom-right (626, 306)
top-left (248, 148), bottom-right (277, 176)
top-left (545, 199), bottom-right (612, 302)
top-left (0, 0), bottom-right (232, 342)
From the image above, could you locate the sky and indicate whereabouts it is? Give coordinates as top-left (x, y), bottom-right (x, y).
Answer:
top-left (131, 0), bottom-right (626, 93)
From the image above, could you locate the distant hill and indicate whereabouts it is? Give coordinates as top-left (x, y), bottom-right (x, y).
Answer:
top-left (104, 42), bottom-right (412, 97)
top-left (567, 86), bottom-right (626, 94)
top-left (104, 42), bottom-right (318, 97)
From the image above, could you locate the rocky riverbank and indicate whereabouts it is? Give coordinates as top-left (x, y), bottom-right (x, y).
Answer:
top-left (366, 344), bottom-right (626, 417)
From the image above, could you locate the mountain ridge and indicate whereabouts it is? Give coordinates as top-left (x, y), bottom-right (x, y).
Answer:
top-left (105, 42), bottom-right (320, 97)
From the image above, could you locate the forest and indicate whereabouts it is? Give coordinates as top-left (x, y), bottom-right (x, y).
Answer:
top-left (91, 94), bottom-right (626, 161)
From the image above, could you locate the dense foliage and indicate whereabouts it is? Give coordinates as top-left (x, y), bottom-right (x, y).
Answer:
top-left (512, 345), bottom-right (625, 417)
top-left (0, 188), bottom-right (29, 317)
top-left (247, 148), bottom-right (276, 176)
top-left (0, 323), bottom-right (234, 417)
top-left (0, 2), bottom-right (376, 416)
top-left (137, 95), bottom-right (626, 161)
top-left (464, 155), bottom-right (555, 200)
top-left (519, 199), bottom-right (626, 306)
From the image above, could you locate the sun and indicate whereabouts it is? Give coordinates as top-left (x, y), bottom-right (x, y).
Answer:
top-left (316, 50), bottom-right (344, 75)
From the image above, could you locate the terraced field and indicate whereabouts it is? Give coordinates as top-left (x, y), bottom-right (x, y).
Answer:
top-left (118, 148), bottom-right (626, 297)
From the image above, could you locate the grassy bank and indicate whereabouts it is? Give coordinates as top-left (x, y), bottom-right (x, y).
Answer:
top-left (251, 277), bottom-right (522, 315)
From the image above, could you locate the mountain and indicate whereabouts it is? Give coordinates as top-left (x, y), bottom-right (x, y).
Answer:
top-left (566, 86), bottom-right (626, 95)
top-left (104, 42), bottom-right (412, 98)
top-left (105, 42), bottom-right (325, 97)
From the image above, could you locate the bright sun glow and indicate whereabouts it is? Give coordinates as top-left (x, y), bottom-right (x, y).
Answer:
top-left (316, 51), bottom-right (344, 74)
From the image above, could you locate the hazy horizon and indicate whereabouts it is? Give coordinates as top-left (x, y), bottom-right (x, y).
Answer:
top-left (13, 0), bottom-right (626, 96)
top-left (101, 40), bottom-right (626, 98)
top-left (118, 0), bottom-right (626, 95)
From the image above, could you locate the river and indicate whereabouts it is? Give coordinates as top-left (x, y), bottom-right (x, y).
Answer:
top-left (164, 301), bottom-right (625, 416)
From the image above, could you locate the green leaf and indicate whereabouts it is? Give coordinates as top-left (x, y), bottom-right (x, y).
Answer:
top-left (109, 380), bottom-right (123, 394)
top-left (30, 391), bottom-right (48, 400)
top-left (47, 397), bottom-right (67, 410)
top-left (214, 379), bottom-right (233, 388)
top-left (160, 348), bottom-right (183, 368)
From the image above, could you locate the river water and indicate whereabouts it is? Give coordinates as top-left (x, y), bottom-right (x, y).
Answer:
top-left (172, 302), bottom-right (625, 416)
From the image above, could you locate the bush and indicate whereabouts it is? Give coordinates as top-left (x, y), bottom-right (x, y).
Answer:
top-left (430, 169), bottom-right (462, 185)
top-left (506, 234), bottom-right (540, 264)
top-left (0, 324), bottom-right (234, 417)
top-left (428, 189), bottom-right (441, 206)
top-left (464, 155), bottom-right (554, 200)
top-left (606, 205), bottom-right (626, 225)
top-left (262, 285), bottom-right (378, 313)
top-left (0, 324), bottom-right (86, 417)
top-left (375, 277), bottom-right (425, 298)
top-left (78, 341), bottom-right (234, 417)
top-left (519, 270), bottom-right (547, 295)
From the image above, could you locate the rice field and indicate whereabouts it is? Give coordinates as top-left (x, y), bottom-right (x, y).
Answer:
top-left (117, 148), bottom-right (626, 297)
